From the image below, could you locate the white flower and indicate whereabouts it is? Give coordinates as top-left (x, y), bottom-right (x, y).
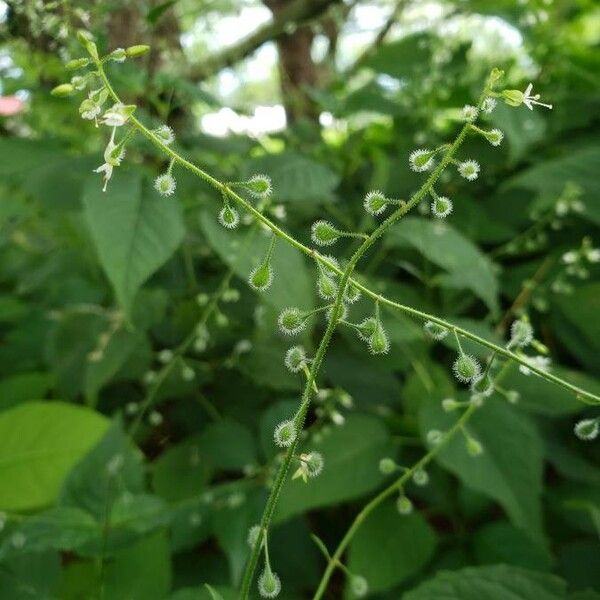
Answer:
top-left (79, 98), bottom-right (101, 120)
top-left (522, 83), bottom-right (553, 111)
top-left (93, 163), bottom-right (113, 192)
top-left (101, 103), bottom-right (135, 127)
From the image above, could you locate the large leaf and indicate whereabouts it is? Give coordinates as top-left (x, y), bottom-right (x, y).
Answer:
top-left (83, 172), bottom-right (185, 315)
top-left (366, 33), bottom-right (432, 80)
top-left (274, 415), bottom-right (392, 522)
top-left (199, 212), bottom-right (313, 310)
top-left (243, 152), bottom-right (340, 203)
top-left (387, 218), bottom-right (499, 313)
top-left (503, 145), bottom-right (600, 225)
top-left (404, 565), bottom-right (567, 600)
top-left (0, 402), bottom-right (109, 511)
top-left (347, 501), bottom-right (437, 594)
top-left (418, 395), bottom-right (545, 542)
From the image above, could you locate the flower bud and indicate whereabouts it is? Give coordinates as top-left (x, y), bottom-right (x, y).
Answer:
top-left (574, 418), bottom-right (599, 441)
top-left (501, 89), bottom-right (525, 107)
top-left (311, 220), bottom-right (341, 246)
top-left (126, 45), bottom-right (151, 58)
top-left (109, 48), bottom-right (127, 62)
top-left (65, 57), bottom-right (90, 70)
top-left (258, 568), bottom-right (281, 598)
top-left (77, 30), bottom-right (98, 58)
top-left (274, 419), bottom-right (297, 447)
top-left (453, 354), bottom-right (481, 383)
top-left (51, 83), bottom-right (75, 97)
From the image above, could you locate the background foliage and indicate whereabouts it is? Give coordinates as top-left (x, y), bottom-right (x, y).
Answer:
top-left (0, 0), bottom-right (599, 598)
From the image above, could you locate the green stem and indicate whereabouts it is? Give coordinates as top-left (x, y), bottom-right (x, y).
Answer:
top-left (239, 83), bottom-right (489, 598)
top-left (94, 58), bottom-right (600, 405)
top-left (312, 403), bottom-right (478, 600)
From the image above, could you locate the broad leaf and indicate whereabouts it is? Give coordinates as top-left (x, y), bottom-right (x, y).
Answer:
top-left (83, 172), bottom-right (185, 315)
top-left (347, 501), bottom-right (437, 593)
top-left (387, 218), bottom-right (499, 313)
top-left (0, 402), bottom-right (109, 511)
top-left (274, 415), bottom-right (392, 522)
top-left (404, 565), bottom-right (567, 600)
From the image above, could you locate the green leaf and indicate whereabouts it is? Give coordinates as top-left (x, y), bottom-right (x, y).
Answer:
top-left (243, 152), bottom-right (340, 203)
top-left (347, 501), bottom-right (437, 593)
top-left (418, 394), bottom-right (545, 542)
top-left (0, 507), bottom-right (98, 560)
top-left (0, 401), bottom-right (109, 511)
top-left (84, 327), bottom-right (147, 404)
top-left (83, 172), bottom-right (185, 316)
top-left (0, 372), bottom-right (54, 411)
top-left (503, 145), bottom-right (600, 225)
top-left (199, 212), bottom-right (313, 310)
top-left (274, 415), bottom-right (392, 522)
top-left (0, 551), bottom-right (60, 600)
top-left (60, 420), bottom-right (144, 519)
top-left (552, 283), bottom-right (600, 373)
top-left (473, 521), bottom-right (553, 571)
top-left (404, 565), bottom-right (567, 600)
top-left (366, 33), bottom-right (432, 80)
top-left (491, 102), bottom-right (546, 164)
top-left (387, 217), bottom-right (499, 313)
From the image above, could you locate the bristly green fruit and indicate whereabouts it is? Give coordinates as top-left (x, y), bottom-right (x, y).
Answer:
top-left (311, 220), bottom-right (341, 246)
top-left (249, 262), bottom-right (273, 292)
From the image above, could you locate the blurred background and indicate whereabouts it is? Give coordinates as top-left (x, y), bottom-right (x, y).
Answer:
top-left (0, 0), bottom-right (599, 599)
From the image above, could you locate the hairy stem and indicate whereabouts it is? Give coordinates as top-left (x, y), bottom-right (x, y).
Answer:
top-left (239, 82), bottom-right (493, 596)
top-left (313, 403), bottom-right (477, 599)
top-left (92, 61), bottom-right (600, 406)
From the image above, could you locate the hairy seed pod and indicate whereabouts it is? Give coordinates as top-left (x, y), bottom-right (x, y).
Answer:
top-left (249, 262), bottom-right (274, 292)
top-left (274, 420), bottom-right (297, 447)
top-left (258, 568), bottom-right (281, 598)
top-left (311, 220), bottom-right (341, 246)
top-left (278, 307), bottom-right (306, 335)
top-left (219, 205), bottom-right (240, 229)
top-left (453, 354), bottom-right (481, 383)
